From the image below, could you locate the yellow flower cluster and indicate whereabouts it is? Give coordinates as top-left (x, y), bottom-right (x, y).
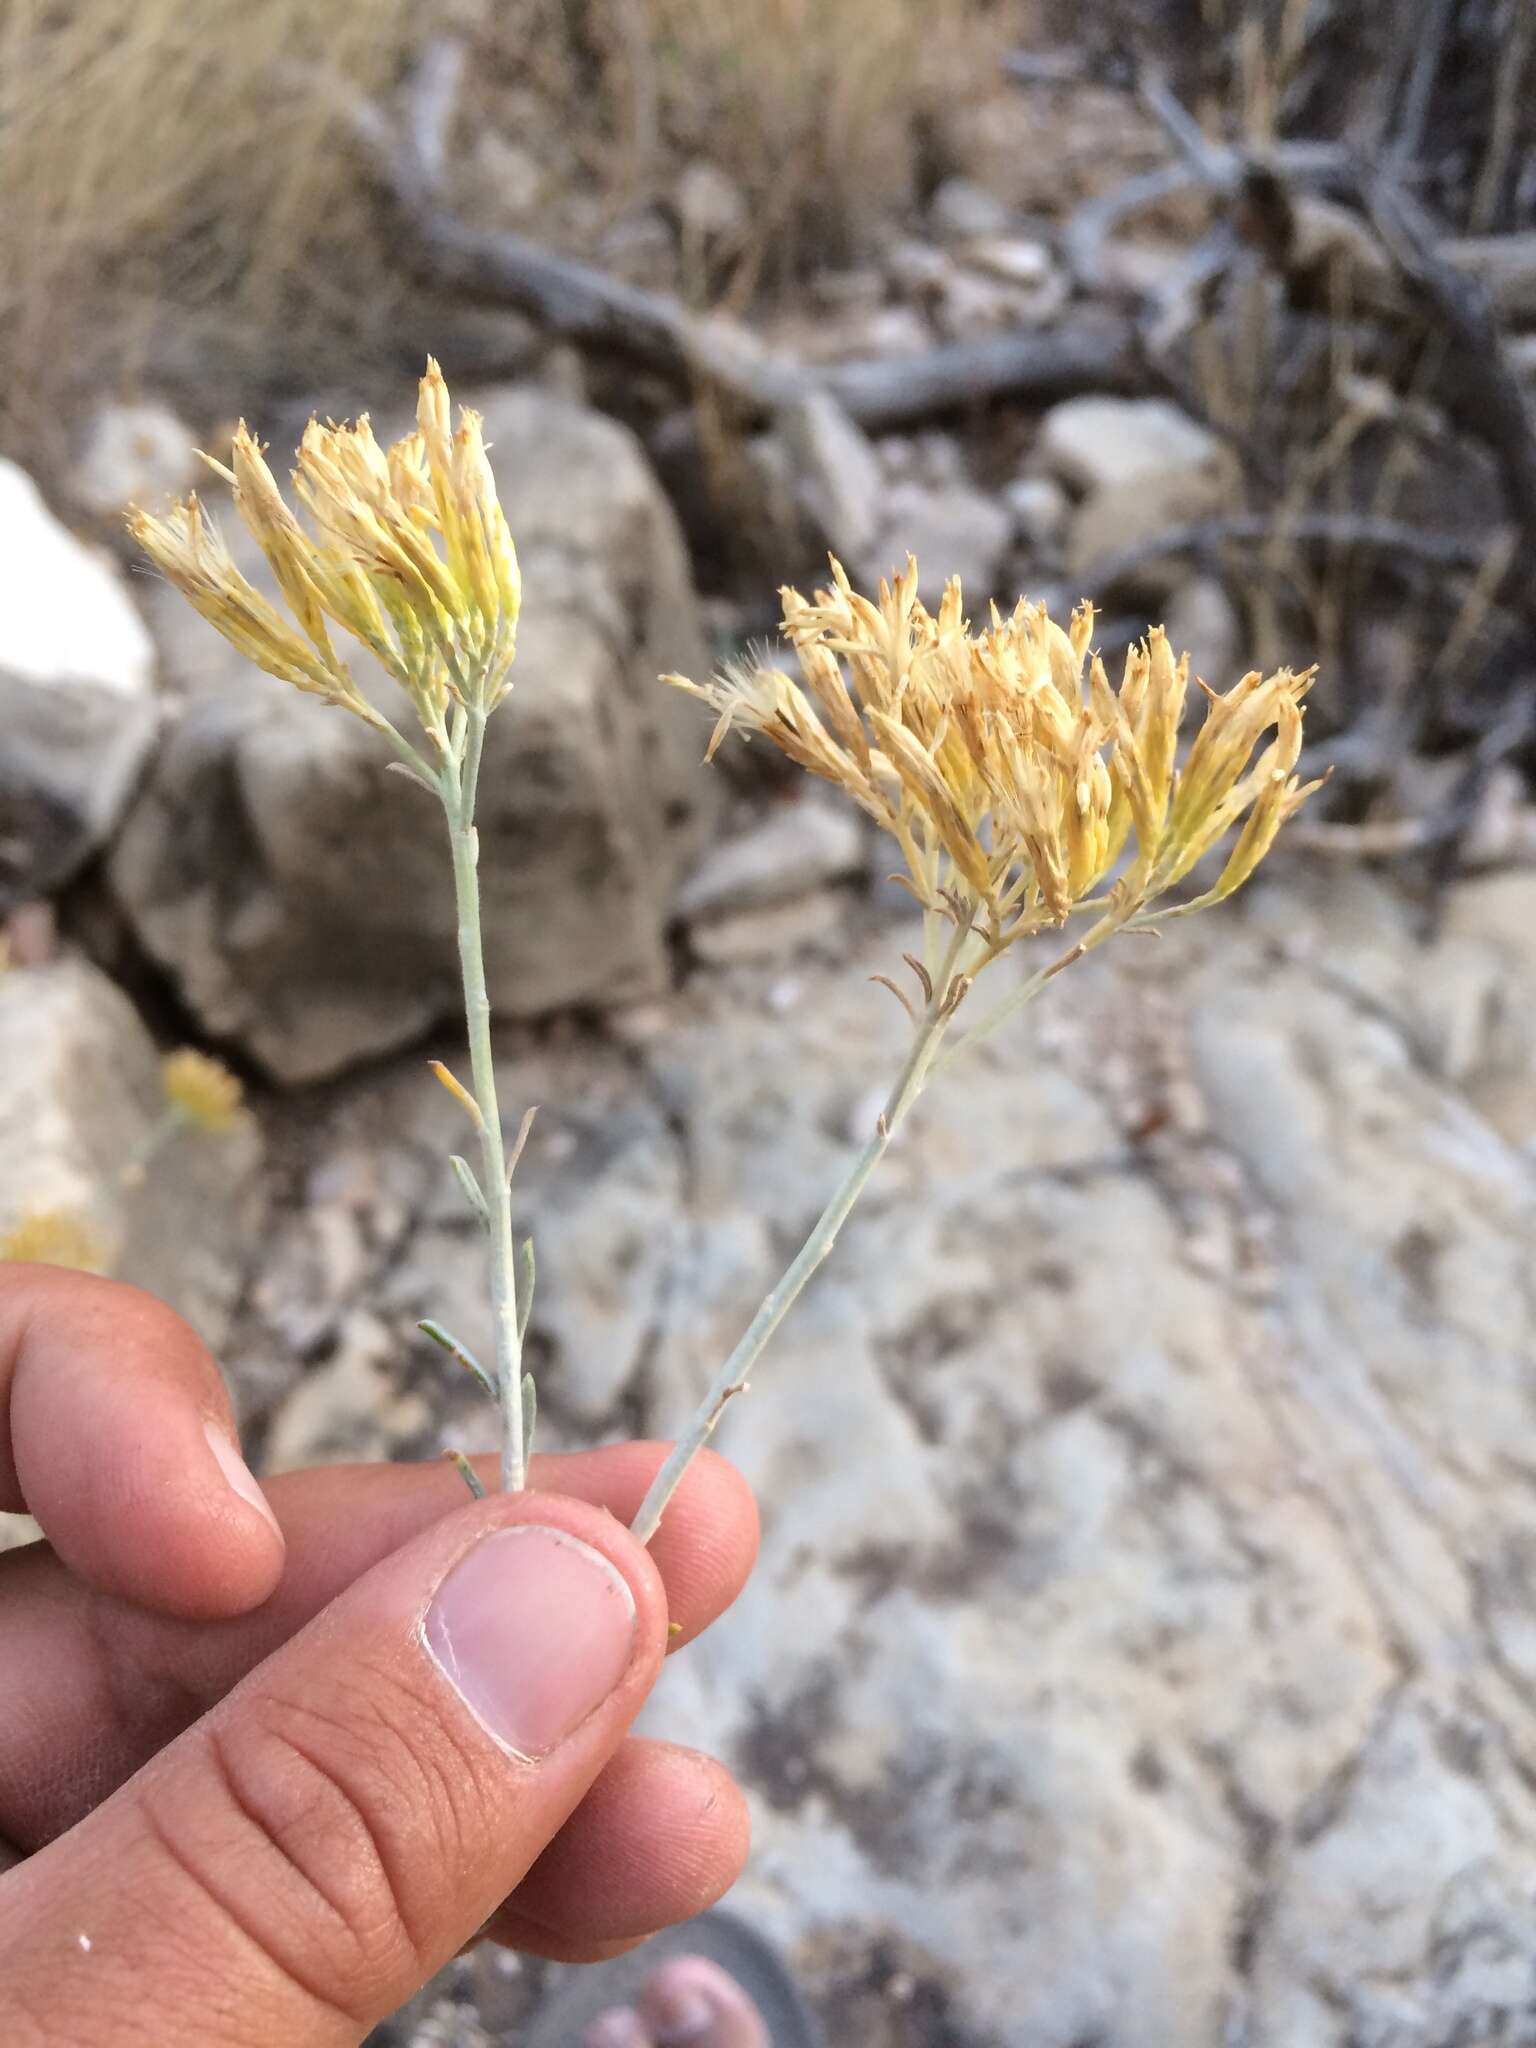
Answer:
top-left (129, 361), bottom-right (521, 744)
top-left (0, 1207), bottom-right (108, 1273)
top-left (669, 557), bottom-right (1320, 956)
top-left (162, 1048), bottom-right (247, 1135)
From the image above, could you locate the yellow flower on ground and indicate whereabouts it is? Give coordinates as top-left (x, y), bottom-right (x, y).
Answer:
top-left (668, 556), bottom-right (1322, 968)
top-left (162, 1048), bottom-right (247, 1135)
top-left (0, 1208), bottom-right (109, 1272)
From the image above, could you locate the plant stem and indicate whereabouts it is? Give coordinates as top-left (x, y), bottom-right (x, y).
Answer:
top-left (926, 907), bottom-right (1125, 1085)
top-left (445, 707), bottom-right (527, 1494)
top-left (631, 915), bottom-right (975, 1545)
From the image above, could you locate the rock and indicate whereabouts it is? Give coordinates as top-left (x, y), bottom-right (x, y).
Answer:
top-left (1003, 474), bottom-right (1070, 552)
top-left (818, 304), bottom-right (933, 361)
top-left (1161, 575), bottom-right (1244, 685)
top-left (674, 159), bottom-right (750, 248)
top-left (0, 460), bottom-right (159, 907)
top-left (1461, 763), bottom-right (1536, 867)
top-left (71, 401), bottom-right (199, 520)
top-left (885, 233), bottom-right (1066, 337)
top-left (1033, 396), bottom-right (1235, 589)
top-left (214, 862), bottom-right (1536, 2045)
top-left (637, 898), bottom-right (1536, 2045)
top-left (927, 176), bottom-right (1012, 240)
top-left (1036, 394), bottom-right (1226, 496)
top-left (861, 480), bottom-right (1012, 605)
top-left (1434, 868), bottom-right (1536, 1147)
top-left (110, 392), bottom-right (718, 1083)
top-left (883, 237), bottom-right (957, 302)
top-left (908, 432), bottom-right (967, 490)
top-left (689, 891), bottom-right (845, 964)
top-left (0, 956), bottom-right (261, 1347)
top-left (775, 390), bottom-right (885, 561)
top-left (965, 235), bottom-right (1054, 288)
top-left (676, 794), bottom-right (865, 921)
top-left (263, 1311), bottom-right (428, 1472)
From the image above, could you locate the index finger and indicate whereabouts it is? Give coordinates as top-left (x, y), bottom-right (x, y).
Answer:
top-left (0, 1265), bottom-right (285, 1619)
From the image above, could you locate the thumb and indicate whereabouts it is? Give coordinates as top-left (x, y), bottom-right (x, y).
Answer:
top-left (2, 1492), bottom-right (666, 2046)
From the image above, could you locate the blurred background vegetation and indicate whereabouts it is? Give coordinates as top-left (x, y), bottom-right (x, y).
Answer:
top-left (3, 0), bottom-right (1534, 872)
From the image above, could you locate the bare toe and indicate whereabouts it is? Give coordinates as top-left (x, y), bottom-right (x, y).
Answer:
top-left (585, 2010), bottom-right (654, 2048)
top-left (639, 1955), bottom-right (771, 2047)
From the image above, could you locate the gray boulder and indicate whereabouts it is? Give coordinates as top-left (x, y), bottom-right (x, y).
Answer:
top-left (0, 459), bottom-right (159, 908)
top-left (111, 391), bottom-right (717, 1082)
top-left (0, 956), bottom-right (261, 1348)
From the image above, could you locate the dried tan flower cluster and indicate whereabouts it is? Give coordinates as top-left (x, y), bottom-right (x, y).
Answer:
top-left (669, 557), bottom-right (1321, 961)
top-left (128, 360), bottom-right (520, 745)
top-left (162, 1048), bottom-right (246, 1135)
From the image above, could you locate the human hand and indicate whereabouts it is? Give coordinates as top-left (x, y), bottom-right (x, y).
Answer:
top-left (0, 1266), bottom-right (759, 2045)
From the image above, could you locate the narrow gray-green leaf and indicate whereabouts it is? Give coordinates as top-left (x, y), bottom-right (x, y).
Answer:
top-left (417, 1318), bottom-right (496, 1399)
top-left (516, 1237), bottom-right (536, 1346)
top-left (521, 1372), bottom-right (538, 1463)
top-left (445, 1447), bottom-right (487, 1498)
top-left (450, 1153), bottom-right (488, 1224)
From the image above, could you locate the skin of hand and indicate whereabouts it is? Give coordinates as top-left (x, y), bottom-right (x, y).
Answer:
top-left (0, 1265), bottom-right (760, 2047)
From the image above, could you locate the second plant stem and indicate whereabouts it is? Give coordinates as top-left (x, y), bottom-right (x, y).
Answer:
top-left (445, 707), bottom-right (527, 1495)
top-left (630, 915), bottom-right (976, 1545)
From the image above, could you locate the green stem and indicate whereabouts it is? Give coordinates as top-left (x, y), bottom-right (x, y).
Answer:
top-left (631, 913), bottom-right (975, 1545)
top-left (926, 908), bottom-right (1124, 1086)
top-left (444, 707), bottom-right (527, 1494)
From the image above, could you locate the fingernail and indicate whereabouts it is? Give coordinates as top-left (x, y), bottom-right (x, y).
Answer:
top-left (424, 1525), bottom-right (637, 1759)
top-left (585, 2013), bottom-right (651, 2048)
top-left (651, 1992), bottom-right (714, 2042)
top-left (203, 1421), bottom-right (282, 1538)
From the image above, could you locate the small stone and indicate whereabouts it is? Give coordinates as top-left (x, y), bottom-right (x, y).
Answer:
top-left (862, 480), bottom-right (1012, 605)
top-left (674, 159), bottom-right (750, 247)
top-left (928, 176), bottom-right (1012, 240)
top-left (910, 432), bottom-right (967, 490)
top-left (1162, 576), bottom-right (1244, 685)
top-left (1003, 474), bottom-right (1070, 551)
top-left (964, 235), bottom-right (1054, 287)
top-left (1035, 395), bottom-right (1226, 495)
top-left (776, 389), bottom-right (885, 561)
top-left (1034, 397), bottom-right (1235, 589)
top-left (72, 401), bottom-right (199, 520)
top-left (603, 1000), bottom-right (673, 1046)
top-left (884, 237), bottom-right (956, 299)
top-left (678, 795), bottom-right (865, 922)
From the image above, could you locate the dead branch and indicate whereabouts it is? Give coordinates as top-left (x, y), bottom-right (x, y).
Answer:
top-left (1083, 511), bottom-right (1498, 595)
top-left (359, 35), bottom-right (1142, 431)
top-left (817, 316), bottom-right (1142, 428)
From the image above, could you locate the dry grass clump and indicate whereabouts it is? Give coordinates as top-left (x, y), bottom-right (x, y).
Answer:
top-left (0, 0), bottom-right (425, 474)
top-left (476, 0), bottom-right (1033, 281)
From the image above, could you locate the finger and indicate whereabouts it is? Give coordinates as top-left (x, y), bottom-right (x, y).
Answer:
top-left (0, 1445), bottom-right (756, 1851)
top-left (1, 1492), bottom-right (667, 2045)
top-left (0, 1266), bottom-right (283, 1618)
top-left (485, 1740), bottom-right (749, 1948)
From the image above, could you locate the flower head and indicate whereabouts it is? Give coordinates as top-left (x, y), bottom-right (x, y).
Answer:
top-left (668, 557), bottom-right (1322, 966)
top-left (129, 361), bottom-right (521, 745)
top-left (0, 1207), bottom-right (109, 1272)
top-left (162, 1048), bottom-right (247, 1135)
